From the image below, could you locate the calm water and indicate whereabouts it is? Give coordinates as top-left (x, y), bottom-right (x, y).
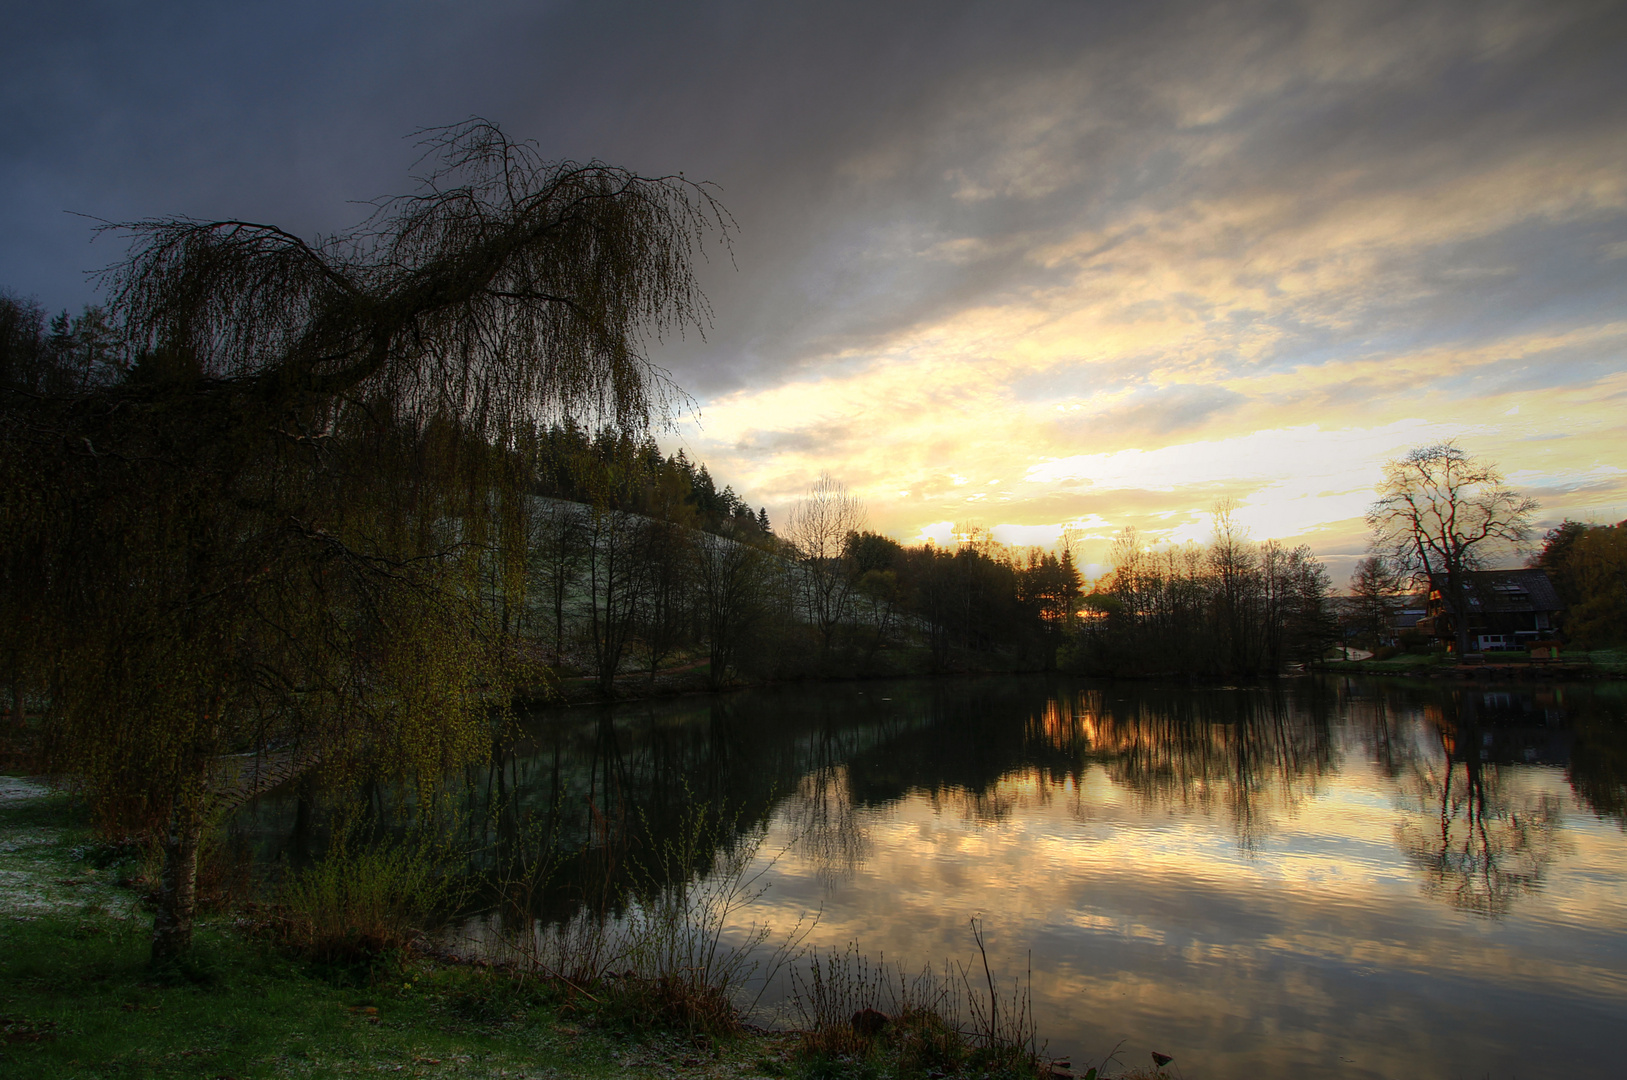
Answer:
top-left (264, 675), bottom-right (1627, 1078)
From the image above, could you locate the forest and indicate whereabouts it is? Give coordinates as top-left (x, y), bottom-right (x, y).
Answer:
top-left (2, 289), bottom-right (1343, 713)
top-left (1064, 513), bottom-right (1336, 678)
top-left (395, 418), bottom-right (1342, 689)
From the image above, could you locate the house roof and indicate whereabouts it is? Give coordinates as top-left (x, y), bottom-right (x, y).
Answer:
top-left (1430, 568), bottom-right (1563, 614)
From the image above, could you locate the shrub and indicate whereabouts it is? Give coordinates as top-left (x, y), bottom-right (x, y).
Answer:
top-left (274, 818), bottom-right (465, 966)
top-left (790, 923), bottom-right (1041, 1080)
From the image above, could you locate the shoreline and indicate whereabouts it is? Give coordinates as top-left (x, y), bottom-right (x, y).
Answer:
top-left (1310, 653), bottom-right (1626, 679)
top-left (1, 779), bottom-right (1131, 1080)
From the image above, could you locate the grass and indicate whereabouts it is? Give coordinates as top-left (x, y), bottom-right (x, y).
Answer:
top-left (0, 779), bottom-right (1072, 1080)
top-left (1316, 651), bottom-right (1446, 674)
top-left (0, 778), bottom-right (800, 1080)
top-left (786, 931), bottom-right (1048, 1080)
top-left (4, 914), bottom-right (630, 1079)
top-left (1, 894), bottom-right (803, 1080)
top-left (273, 816), bottom-right (469, 966)
top-left (1582, 648), bottom-right (1627, 675)
top-left (1318, 647), bottom-right (1627, 677)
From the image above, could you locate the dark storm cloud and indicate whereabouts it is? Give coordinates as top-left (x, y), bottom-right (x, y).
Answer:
top-left (8, 0), bottom-right (1627, 576)
top-left (4, 0), bottom-right (1625, 456)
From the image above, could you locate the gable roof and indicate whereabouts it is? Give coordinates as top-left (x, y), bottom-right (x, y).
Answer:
top-left (1430, 568), bottom-right (1562, 614)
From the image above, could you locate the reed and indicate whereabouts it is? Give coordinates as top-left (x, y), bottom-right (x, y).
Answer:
top-left (789, 920), bottom-right (1042, 1080)
top-left (494, 799), bottom-right (808, 1035)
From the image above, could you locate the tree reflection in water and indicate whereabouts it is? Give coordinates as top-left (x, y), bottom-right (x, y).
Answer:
top-left (1392, 690), bottom-right (1563, 917)
top-left (238, 675), bottom-right (1627, 930)
top-left (784, 704), bottom-right (879, 885)
top-left (1029, 685), bottom-right (1335, 852)
top-left (1569, 704), bottom-right (1627, 831)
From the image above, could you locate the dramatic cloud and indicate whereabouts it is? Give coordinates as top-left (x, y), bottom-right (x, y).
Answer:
top-left (4, 0), bottom-right (1623, 584)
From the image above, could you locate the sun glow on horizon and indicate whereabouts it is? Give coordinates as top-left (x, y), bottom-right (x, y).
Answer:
top-left (651, 3), bottom-right (1627, 586)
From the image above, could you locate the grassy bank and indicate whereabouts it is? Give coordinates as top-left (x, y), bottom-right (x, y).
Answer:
top-left (0, 778), bottom-right (792, 1080)
top-left (2, 779), bottom-right (1143, 1080)
top-left (526, 640), bottom-right (1053, 708)
top-left (1313, 647), bottom-right (1627, 678)
top-left (4, 913), bottom-right (762, 1080)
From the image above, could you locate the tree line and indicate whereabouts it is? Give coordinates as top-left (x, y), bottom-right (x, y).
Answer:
top-left (517, 450), bottom-right (1339, 687)
top-left (1063, 506), bottom-right (1336, 678)
top-left (507, 460), bottom-right (1090, 690)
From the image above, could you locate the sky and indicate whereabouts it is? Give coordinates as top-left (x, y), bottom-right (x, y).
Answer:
top-left (4, 0), bottom-right (1625, 583)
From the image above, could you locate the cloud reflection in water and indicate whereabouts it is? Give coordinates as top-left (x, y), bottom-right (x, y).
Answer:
top-left (747, 679), bottom-right (1627, 1079)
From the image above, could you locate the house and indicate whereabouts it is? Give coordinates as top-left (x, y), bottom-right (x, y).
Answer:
top-left (1389, 606), bottom-right (1428, 643)
top-left (1420, 568), bottom-right (1565, 652)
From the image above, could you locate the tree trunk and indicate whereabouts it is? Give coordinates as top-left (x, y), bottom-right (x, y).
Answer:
top-left (151, 794), bottom-right (205, 963)
top-left (1447, 571), bottom-right (1473, 658)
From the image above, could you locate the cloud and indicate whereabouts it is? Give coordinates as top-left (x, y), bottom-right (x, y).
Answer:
top-left (5, 0), bottom-right (1625, 584)
top-left (1046, 383), bottom-right (1247, 440)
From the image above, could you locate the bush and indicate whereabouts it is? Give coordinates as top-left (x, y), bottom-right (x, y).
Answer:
top-left (1398, 629), bottom-right (1432, 654)
top-left (273, 818), bottom-right (465, 967)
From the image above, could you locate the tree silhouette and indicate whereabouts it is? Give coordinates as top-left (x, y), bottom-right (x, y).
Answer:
top-left (785, 473), bottom-right (866, 656)
top-left (1367, 442), bottom-right (1536, 657)
top-left (0, 120), bottom-right (727, 960)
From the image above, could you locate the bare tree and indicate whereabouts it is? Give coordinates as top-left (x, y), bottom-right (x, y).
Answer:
top-left (784, 473), bottom-right (866, 655)
top-left (635, 516), bottom-right (695, 687)
top-left (1209, 499), bottom-right (1260, 672)
top-left (694, 525), bottom-right (772, 689)
top-left (1366, 442), bottom-right (1537, 658)
top-left (0, 119), bottom-right (728, 960)
top-left (531, 498), bottom-right (587, 663)
top-left (581, 468), bottom-right (648, 697)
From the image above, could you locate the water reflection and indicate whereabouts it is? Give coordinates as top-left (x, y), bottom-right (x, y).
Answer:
top-left (239, 675), bottom-right (1627, 1079)
top-left (1033, 686), bottom-right (1335, 850)
top-left (1390, 691), bottom-right (1566, 916)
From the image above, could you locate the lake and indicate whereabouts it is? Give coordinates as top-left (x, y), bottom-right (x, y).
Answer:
top-left (264, 674), bottom-right (1627, 1078)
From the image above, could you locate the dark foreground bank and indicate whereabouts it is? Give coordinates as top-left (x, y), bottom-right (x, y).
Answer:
top-left (0, 779), bottom-right (1168, 1080)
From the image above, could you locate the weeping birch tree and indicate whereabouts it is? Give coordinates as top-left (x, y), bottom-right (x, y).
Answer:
top-left (0, 120), bottom-right (728, 961)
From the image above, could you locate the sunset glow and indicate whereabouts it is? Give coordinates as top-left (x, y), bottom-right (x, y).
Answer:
top-left (4, 2), bottom-right (1624, 581)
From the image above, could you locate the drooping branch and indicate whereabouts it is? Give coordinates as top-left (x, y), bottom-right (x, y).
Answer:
top-left (3, 119), bottom-right (729, 959)
top-left (101, 118), bottom-right (730, 437)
